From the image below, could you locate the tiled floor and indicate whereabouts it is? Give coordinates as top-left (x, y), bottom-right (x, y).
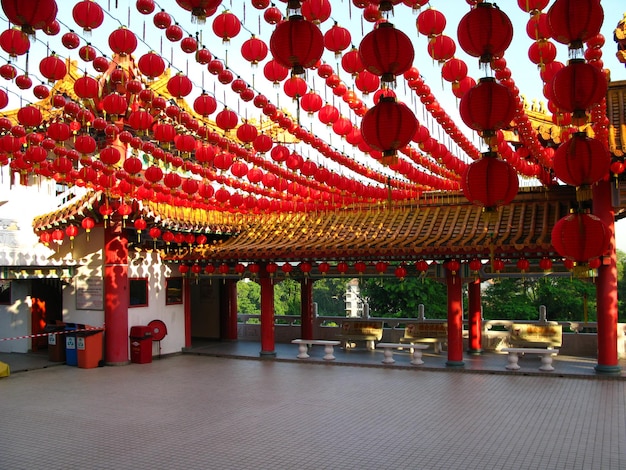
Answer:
top-left (1, 344), bottom-right (625, 469)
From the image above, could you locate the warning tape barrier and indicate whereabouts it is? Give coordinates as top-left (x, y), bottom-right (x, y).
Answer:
top-left (0, 326), bottom-right (105, 342)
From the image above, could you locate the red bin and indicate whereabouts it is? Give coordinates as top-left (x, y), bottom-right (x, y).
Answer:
top-left (129, 326), bottom-right (153, 364)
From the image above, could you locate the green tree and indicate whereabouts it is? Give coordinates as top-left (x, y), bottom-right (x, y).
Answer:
top-left (237, 279), bottom-right (260, 314)
top-left (360, 277), bottom-right (447, 318)
top-left (312, 277), bottom-right (349, 316)
top-left (274, 278), bottom-right (300, 316)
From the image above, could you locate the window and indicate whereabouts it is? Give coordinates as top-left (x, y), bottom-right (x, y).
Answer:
top-left (0, 281), bottom-right (10, 304)
top-left (166, 277), bottom-right (183, 305)
top-left (129, 278), bottom-right (148, 307)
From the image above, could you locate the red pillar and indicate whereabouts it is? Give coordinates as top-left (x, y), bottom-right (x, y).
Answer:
top-left (184, 276), bottom-right (191, 348)
top-left (593, 180), bottom-right (621, 374)
top-left (300, 278), bottom-right (314, 340)
top-left (467, 279), bottom-right (482, 354)
top-left (223, 279), bottom-right (238, 340)
top-left (446, 270), bottom-right (464, 367)
top-left (259, 267), bottom-right (276, 356)
top-left (104, 221), bottom-right (129, 365)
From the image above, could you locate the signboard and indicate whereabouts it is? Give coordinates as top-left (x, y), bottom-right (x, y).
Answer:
top-left (75, 276), bottom-right (104, 310)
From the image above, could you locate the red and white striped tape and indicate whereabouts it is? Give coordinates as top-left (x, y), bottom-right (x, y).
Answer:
top-left (0, 326), bottom-right (104, 342)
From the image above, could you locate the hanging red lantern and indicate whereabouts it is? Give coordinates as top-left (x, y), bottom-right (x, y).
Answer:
top-left (101, 92), bottom-right (128, 119)
top-left (81, 216), bottom-right (95, 233)
top-left (469, 258), bottom-right (482, 272)
top-left (550, 59), bottom-right (607, 124)
top-left (108, 27), bottom-right (137, 56)
top-left (492, 258), bottom-right (505, 273)
top-left (39, 54), bottom-right (66, 83)
top-left (457, 3), bottom-right (513, 64)
top-left (416, 7), bottom-right (446, 37)
top-left (318, 261), bottom-right (330, 275)
top-left (336, 261), bottom-right (349, 275)
top-left (427, 35), bottom-right (457, 63)
top-left (73, 75), bottom-right (99, 100)
top-left (445, 259), bottom-right (461, 275)
top-left (175, 0), bottom-right (221, 24)
top-left (528, 40), bottom-right (557, 66)
top-left (547, 0), bottom-right (603, 50)
top-left (302, 0), bottom-right (331, 24)
top-left (341, 47), bottom-right (364, 76)
top-left (360, 96), bottom-right (417, 164)
top-left (127, 109), bottom-right (153, 134)
top-left (324, 23), bottom-right (351, 57)
top-left (215, 107), bottom-right (238, 133)
top-left (283, 76), bottom-right (307, 99)
top-left (241, 35), bottom-right (268, 66)
top-left (180, 35), bottom-right (198, 54)
top-left (167, 73), bottom-right (193, 99)
top-left (359, 22), bottom-right (414, 86)
top-left (394, 265), bottom-right (407, 280)
top-left (441, 58), bottom-right (468, 84)
top-left (551, 211), bottom-right (610, 264)
top-left (552, 132), bottom-right (610, 189)
top-left (51, 228), bottom-right (64, 244)
top-left (212, 10), bottom-right (241, 43)
top-left (415, 259), bottom-right (429, 273)
top-left (516, 258), bottom-right (530, 273)
top-left (0, 28), bottom-right (30, 57)
top-left (318, 104), bottom-right (340, 125)
top-left (265, 262), bottom-right (278, 276)
top-left (1, 0), bottom-right (58, 35)
top-left (355, 70), bottom-right (380, 95)
top-left (375, 261), bottom-right (388, 274)
top-left (193, 93), bottom-right (217, 117)
top-left (461, 151), bottom-right (519, 210)
top-left (138, 51), bottom-right (166, 79)
top-left (72, 0), bottom-right (104, 33)
top-left (235, 123), bottom-right (258, 146)
top-left (99, 145), bottom-right (121, 166)
top-left (300, 91), bottom-right (323, 115)
top-left (263, 59), bottom-right (289, 85)
top-left (17, 105), bottom-right (42, 128)
top-left (539, 257), bottom-right (553, 272)
top-left (459, 77), bottom-right (516, 140)
top-left (270, 14), bottom-right (324, 76)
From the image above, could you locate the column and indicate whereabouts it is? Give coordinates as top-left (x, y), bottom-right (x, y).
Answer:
top-left (259, 266), bottom-right (276, 356)
top-left (184, 276), bottom-right (191, 348)
top-left (446, 269), bottom-right (464, 367)
top-left (300, 278), bottom-right (314, 340)
top-left (104, 220), bottom-right (129, 365)
top-left (467, 279), bottom-right (482, 354)
top-left (593, 180), bottom-right (621, 374)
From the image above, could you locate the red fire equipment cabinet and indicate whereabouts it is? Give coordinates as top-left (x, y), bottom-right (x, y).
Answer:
top-left (129, 326), bottom-right (153, 364)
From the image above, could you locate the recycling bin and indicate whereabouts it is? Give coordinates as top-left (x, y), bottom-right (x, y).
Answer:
top-left (64, 323), bottom-right (79, 366)
top-left (129, 326), bottom-right (153, 364)
top-left (77, 329), bottom-right (104, 369)
top-left (45, 324), bottom-right (66, 362)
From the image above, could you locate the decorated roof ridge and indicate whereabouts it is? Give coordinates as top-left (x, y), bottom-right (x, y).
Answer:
top-left (32, 189), bottom-right (100, 229)
top-left (170, 186), bottom-right (577, 264)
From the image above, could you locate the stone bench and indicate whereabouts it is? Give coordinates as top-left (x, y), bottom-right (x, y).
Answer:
top-left (336, 320), bottom-right (383, 350)
top-left (291, 339), bottom-right (341, 361)
top-left (376, 342), bottom-right (429, 365)
top-left (399, 322), bottom-right (448, 353)
top-left (501, 347), bottom-right (560, 371)
top-left (508, 323), bottom-right (562, 349)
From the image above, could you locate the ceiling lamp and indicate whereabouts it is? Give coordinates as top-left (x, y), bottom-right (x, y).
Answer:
top-left (360, 96), bottom-right (417, 165)
top-left (270, 15), bottom-right (324, 76)
top-left (358, 22), bottom-right (414, 87)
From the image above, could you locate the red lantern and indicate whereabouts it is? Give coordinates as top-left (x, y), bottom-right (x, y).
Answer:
top-left (539, 257), bottom-right (553, 272)
top-left (235, 124), bottom-right (257, 146)
top-left (1, 0), bottom-right (58, 35)
top-left (341, 47), bottom-right (364, 76)
top-left (457, 3), bottom-right (513, 64)
top-left (302, 0), bottom-right (331, 24)
top-left (394, 265), bottom-right (407, 280)
top-left (0, 28), bottom-right (30, 57)
top-left (81, 217), bottom-right (95, 233)
top-left (355, 70), bottom-right (380, 95)
top-left (360, 96), bottom-right (417, 163)
top-left (492, 258), bottom-right (505, 273)
top-left (415, 259), bottom-right (429, 273)
top-left (283, 76), bottom-right (307, 99)
top-left (167, 73), bottom-right (193, 99)
top-left (459, 77), bottom-right (515, 139)
top-left (469, 258), bottom-right (482, 272)
top-left (461, 151), bottom-right (519, 210)
top-left (552, 133), bottom-right (610, 189)
top-left (265, 262), bottom-right (278, 276)
top-left (99, 146), bottom-right (121, 166)
top-left (551, 212), bottom-right (610, 263)
top-left (17, 105), bottom-right (42, 127)
top-left (528, 40), bottom-right (557, 66)
top-left (441, 58), bottom-right (468, 83)
top-left (547, 0), bottom-right (603, 50)
top-left (300, 91), bottom-right (323, 115)
top-left (215, 108), bottom-right (238, 132)
top-left (179, 264), bottom-right (190, 275)
top-left (127, 110), bottom-right (153, 134)
top-left (516, 258), bottom-right (530, 273)
top-left (73, 75), bottom-right (99, 99)
top-left (324, 23), bottom-right (351, 57)
top-left (427, 35), bottom-right (456, 63)
top-left (39, 54), bottom-right (66, 82)
top-left (263, 59), bottom-right (289, 85)
top-left (358, 22), bottom-right (413, 86)
top-left (336, 261), bottom-right (349, 275)
top-left (445, 259), bottom-right (461, 275)
top-left (175, 0), bottom-right (221, 24)
top-left (270, 15), bottom-right (324, 76)
top-left (318, 261), bottom-right (330, 275)
top-left (375, 261), bottom-right (388, 274)
top-left (72, 0), bottom-right (104, 33)
top-left (550, 59), bottom-right (607, 123)
top-left (138, 51), bottom-right (166, 79)
top-left (108, 27), bottom-right (137, 56)
top-left (241, 35), bottom-right (268, 66)
top-left (212, 11), bottom-right (241, 42)
top-left (416, 8), bottom-right (446, 37)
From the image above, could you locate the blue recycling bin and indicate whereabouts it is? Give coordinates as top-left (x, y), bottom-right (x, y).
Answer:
top-left (64, 323), bottom-right (78, 366)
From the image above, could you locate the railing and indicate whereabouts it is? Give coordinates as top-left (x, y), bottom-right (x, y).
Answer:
top-left (236, 314), bottom-right (622, 357)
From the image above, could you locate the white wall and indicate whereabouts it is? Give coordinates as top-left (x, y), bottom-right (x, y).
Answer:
top-left (0, 281), bottom-right (31, 353)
